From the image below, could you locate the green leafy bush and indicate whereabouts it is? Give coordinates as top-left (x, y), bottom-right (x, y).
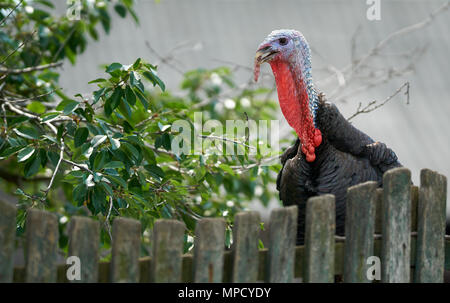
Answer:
top-left (0, 0), bottom-right (283, 254)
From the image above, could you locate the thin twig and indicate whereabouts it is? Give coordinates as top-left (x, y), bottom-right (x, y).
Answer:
top-left (5, 101), bottom-right (57, 134)
top-left (0, 0), bottom-right (23, 27)
top-left (42, 137), bottom-right (65, 197)
top-left (0, 62), bottom-right (63, 75)
top-left (347, 82), bottom-right (410, 121)
top-left (0, 88), bottom-right (57, 103)
top-left (52, 23), bottom-right (79, 62)
top-left (104, 197), bottom-right (113, 241)
top-left (0, 30), bottom-right (36, 65)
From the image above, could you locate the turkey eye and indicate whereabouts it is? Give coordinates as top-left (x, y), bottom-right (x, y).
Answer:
top-left (279, 38), bottom-right (288, 45)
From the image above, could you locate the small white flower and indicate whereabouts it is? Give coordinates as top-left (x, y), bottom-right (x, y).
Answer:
top-left (226, 200), bottom-right (234, 207)
top-left (215, 102), bottom-right (224, 114)
top-left (59, 216), bottom-right (68, 224)
top-left (222, 210), bottom-right (229, 217)
top-left (254, 185), bottom-right (263, 196)
top-left (25, 6), bottom-right (34, 14)
top-left (240, 97), bottom-right (251, 108)
top-left (122, 64), bottom-right (132, 71)
top-left (224, 98), bottom-right (236, 109)
top-left (210, 73), bottom-right (222, 86)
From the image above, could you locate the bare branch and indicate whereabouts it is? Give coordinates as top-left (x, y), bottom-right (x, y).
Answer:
top-left (4, 101), bottom-right (57, 134)
top-left (0, 62), bottom-right (63, 75)
top-left (42, 138), bottom-right (65, 197)
top-left (347, 82), bottom-right (410, 121)
top-left (62, 159), bottom-right (95, 175)
top-left (0, 88), bottom-right (58, 103)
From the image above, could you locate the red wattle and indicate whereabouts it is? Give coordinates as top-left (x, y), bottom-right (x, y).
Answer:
top-left (313, 129), bottom-right (322, 147)
top-left (270, 60), bottom-right (321, 162)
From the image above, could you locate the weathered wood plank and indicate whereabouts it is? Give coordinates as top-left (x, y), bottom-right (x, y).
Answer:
top-left (415, 169), bottom-right (447, 283)
top-left (67, 216), bottom-right (100, 282)
top-left (193, 218), bottom-right (225, 282)
top-left (376, 186), bottom-right (418, 234)
top-left (182, 254), bottom-right (194, 283)
top-left (344, 181), bottom-right (377, 282)
top-left (151, 219), bottom-right (185, 282)
top-left (266, 206), bottom-right (297, 282)
top-left (231, 211), bottom-right (261, 282)
top-left (0, 196), bottom-right (17, 282)
top-left (110, 217), bottom-right (141, 283)
top-left (25, 209), bottom-right (59, 282)
top-left (411, 186), bottom-right (419, 232)
top-left (381, 167), bottom-right (411, 283)
top-left (374, 188), bottom-right (383, 234)
top-left (304, 195), bottom-right (335, 283)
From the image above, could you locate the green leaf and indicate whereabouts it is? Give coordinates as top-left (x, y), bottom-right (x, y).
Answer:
top-left (41, 113), bottom-right (60, 122)
top-left (145, 164), bottom-right (165, 180)
top-left (93, 150), bottom-right (107, 170)
top-left (14, 127), bottom-right (39, 140)
top-left (106, 62), bottom-right (123, 73)
top-left (63, 100), bottom-right (79, 115)
top-left (27, 101), bottom-right (46, 114)
top-left (91, 135), bottom-right (107, 148)
top-left (134, 89), bottom-right (149, 109)
top-left (17, 147), bottom-right (35, 162)
top-left (92, 185), bottom-right (106, 213)
top-left (73, 183), bottom-right (87, 205)
top-left (93, 87), bottom-right (107, 104)
top-left (24, 154), bottom-right (41, 177)
top-left (88, 78), bottom-right (107, 84)
top-left (105, 88), bottom-right (123, 116)
top-left (114, 4), bottom-right (127, 17)
top-left (105, 175), bottom-right (127, 188)
top-left (103, 161), bottom-right (125, 169)
top-left (125, 85), bottom-right (136, 106)
top-left (219, 163), bottom-right (235, 176)
top-left (74, 127), bottom-right (89, 148)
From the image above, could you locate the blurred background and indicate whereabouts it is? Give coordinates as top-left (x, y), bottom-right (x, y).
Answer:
top-left (52, 0), bottom-right (450, 218)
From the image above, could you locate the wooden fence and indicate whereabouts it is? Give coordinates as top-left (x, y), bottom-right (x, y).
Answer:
top-left (0, 167), bottom-right (447, 283)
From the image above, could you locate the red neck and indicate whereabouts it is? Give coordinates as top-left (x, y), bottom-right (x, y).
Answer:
top-left (270, 60), bottom-right (322, 162)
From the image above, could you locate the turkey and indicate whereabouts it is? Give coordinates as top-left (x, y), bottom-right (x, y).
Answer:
top-left (254, 29), bottom-right (402, 244)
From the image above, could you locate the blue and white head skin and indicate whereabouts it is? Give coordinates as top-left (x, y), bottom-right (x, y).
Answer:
top-left (254, 29), bottom-right (322, 162)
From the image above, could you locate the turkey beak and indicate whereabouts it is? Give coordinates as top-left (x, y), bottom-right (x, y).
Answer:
top-left (255, 45), bottom-right (278, 64)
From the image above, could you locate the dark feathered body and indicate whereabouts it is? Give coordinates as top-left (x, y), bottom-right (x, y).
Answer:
top-left (276, 95), bottom-right (402, 244)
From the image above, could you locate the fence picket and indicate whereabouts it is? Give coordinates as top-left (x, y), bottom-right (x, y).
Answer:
top-left (193, 218), bottom-right (225, 282)
top-left (381, 167), bottom-right (411, 283)
top-left (415, 169), bottom-right (447, 283)
top-left (343, 181), bottom-right (377, 282)
top-left (231, 211), bottom-right (261, 282)
top-left (25, 209), bottom-right (59, 282)
top-left (266, 206), bottom-right (297, 282)
top-left (151, 219), bottom-right (185, 282)
top-left (304, 195), bottom-right (335, 283)
top-left (67, 216), bottom-right (100, 282)
top-left (110, 217), bottom-right (141, 283)
top-left (0, 197), bottom-right (17, 282)
top-left (411, 186), bottom-right (419, 232)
